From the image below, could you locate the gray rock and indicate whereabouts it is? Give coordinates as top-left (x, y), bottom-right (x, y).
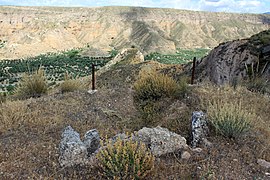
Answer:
top-left (192, 148), bottom-right (203, 153)
top-left (202, 138), bottom-right (213, 148)
top-left (191, 111), bottom-right (209, 148)
top-left (84, 129), bottom-right (100, 156)
top-left (181, 151), bottom-right (191, 160)
top-left (59, 126), bottom-right (101, 167)
top-left (258, 159), bottom-right (270, 169)
top-left (136, 126), bottom-right (188, 156)
top-left (59, 126), bottom-right (88, 167)
top-left (196, 39), bottom-right (270, 85)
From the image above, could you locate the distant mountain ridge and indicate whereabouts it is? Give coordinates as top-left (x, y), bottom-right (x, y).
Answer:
top-left (0, 6), bottom-right (269, 60)
top-left (264, 12), bottom-right (270, 14)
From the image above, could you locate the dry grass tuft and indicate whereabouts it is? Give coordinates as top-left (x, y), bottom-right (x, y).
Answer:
top-left (133, 69), bottom-right (184, 127)
top-left (243, 77), bottom-right (270, 94)
top-left (196, 84), bottom-right (270, 160)
top-left (0, 93), bottom-right (6, 103)
top-left (14, 68), bottom-right (48, 99)
top-left (59, 73), bottom-right (84, 93)
top-left (0, 100), bottom-right (29, 131)
top-left (207, 100), bottom-right (252, 139)
top-left (134, 69), bottom-right (178, 101)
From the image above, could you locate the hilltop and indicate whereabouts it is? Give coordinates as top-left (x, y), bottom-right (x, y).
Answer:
top-left (0, 33), bottom-right (270, 178)
top-left (0, 6), bottom-right (270, 59)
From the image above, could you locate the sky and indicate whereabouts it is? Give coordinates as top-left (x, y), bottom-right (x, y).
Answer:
top-left (0, 0), bottom-right (269, 14)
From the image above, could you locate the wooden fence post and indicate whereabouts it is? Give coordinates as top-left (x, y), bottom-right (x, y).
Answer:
top-left (191, 57), bottom-right (196, 85)
top-left (92, 63), bottom-right (95, 90)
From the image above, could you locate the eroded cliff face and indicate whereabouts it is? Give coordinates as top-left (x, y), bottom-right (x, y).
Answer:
top-left (196, 30), bottom-right (270, 85)
top-left (0, 6), bottom-right (269, 59)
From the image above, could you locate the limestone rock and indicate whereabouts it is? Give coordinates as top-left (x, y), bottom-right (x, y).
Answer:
top-left (196, 30), bottom-right (270, 85)
top-left (258, 159), bottom-right (270, 169)
top-left (192, 148), bottom-right (203, 153)
top-left (59, 126), bottom-right (88, 167)
top-left (191, 111), bottom-right (209, 148)
top-left (202, 138), bottom-right (213, 148)
top-left (181, 151), bottom-right (191, 160)
top-left (84, 129), bottom-right (100, 156)
top-left (59, 126), bottom-right (100, 167)
top-left (136, 126), bottom-right (188, 156)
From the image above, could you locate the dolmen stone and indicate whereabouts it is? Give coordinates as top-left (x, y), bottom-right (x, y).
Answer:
top-left (59, 126), bottom-right (100, 167)
top-left (136, 126), bottom-right (188, 156)
top-left (84, 129), bottom-right (100, 156)
top-left (191, 111), bottom-right (210, 148)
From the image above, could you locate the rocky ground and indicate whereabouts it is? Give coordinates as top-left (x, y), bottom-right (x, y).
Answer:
top-left (0, 58), bottom-right (270, 179)
top-left (0, 31), bottom-right (270, 178)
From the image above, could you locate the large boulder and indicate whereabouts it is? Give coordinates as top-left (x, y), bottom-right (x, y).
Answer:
top-left (197, 40), bottom-right (257, 85)
top-left (196, 30), bottom-right (270, 85)
top-left (136, 126), bottom-right (188, 156)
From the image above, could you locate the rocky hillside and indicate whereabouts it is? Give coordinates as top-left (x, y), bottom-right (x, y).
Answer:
top-left (196, 29), bottom-right (270, 85)
top-left (0, 6), bottom-right (270, 59)
top-left (1, 48), bottom-right (270, 178)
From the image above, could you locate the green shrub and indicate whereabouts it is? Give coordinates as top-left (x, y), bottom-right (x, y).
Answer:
top-left (97, 136), bottom-right (155, 179)
top-left (59, 73), bottom-right (84, 93)
top-left (134, 69), bottom-right (178, 101)
top-left (207, 100), bottom-right (252, 139)
top-left (15, 68), bottom-right (48, 99)
top-left (137, 101), bottom-right (162, 126)
top-left (133, 70), bottom-right (189, 127)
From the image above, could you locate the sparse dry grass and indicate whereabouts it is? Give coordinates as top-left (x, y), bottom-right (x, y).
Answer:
top-left (207, 100), bottom-right (252, 139)
top-left (196, 84), bottom-right (270, 161)
top-left (0, 72), bottom-right (270, 179)
top-left (243, 77), bottom-right (270, 94)
top-left (14, 69), bottom-right (48, 99)
top-left (0, 93), bottom-right (6, 103)
top-left (59, 73), bottom-right (85, 93)
top-left (134, 69), bottom-right (178, 101)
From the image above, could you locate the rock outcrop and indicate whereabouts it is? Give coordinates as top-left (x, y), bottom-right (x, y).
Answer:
top-left (196, 30), bottom-right (270, 85)
top-left (59, 126), bottom-right (88, 167)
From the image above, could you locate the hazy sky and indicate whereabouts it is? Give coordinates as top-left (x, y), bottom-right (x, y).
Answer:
top-left (0, 0), bottom-right (269, 13)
